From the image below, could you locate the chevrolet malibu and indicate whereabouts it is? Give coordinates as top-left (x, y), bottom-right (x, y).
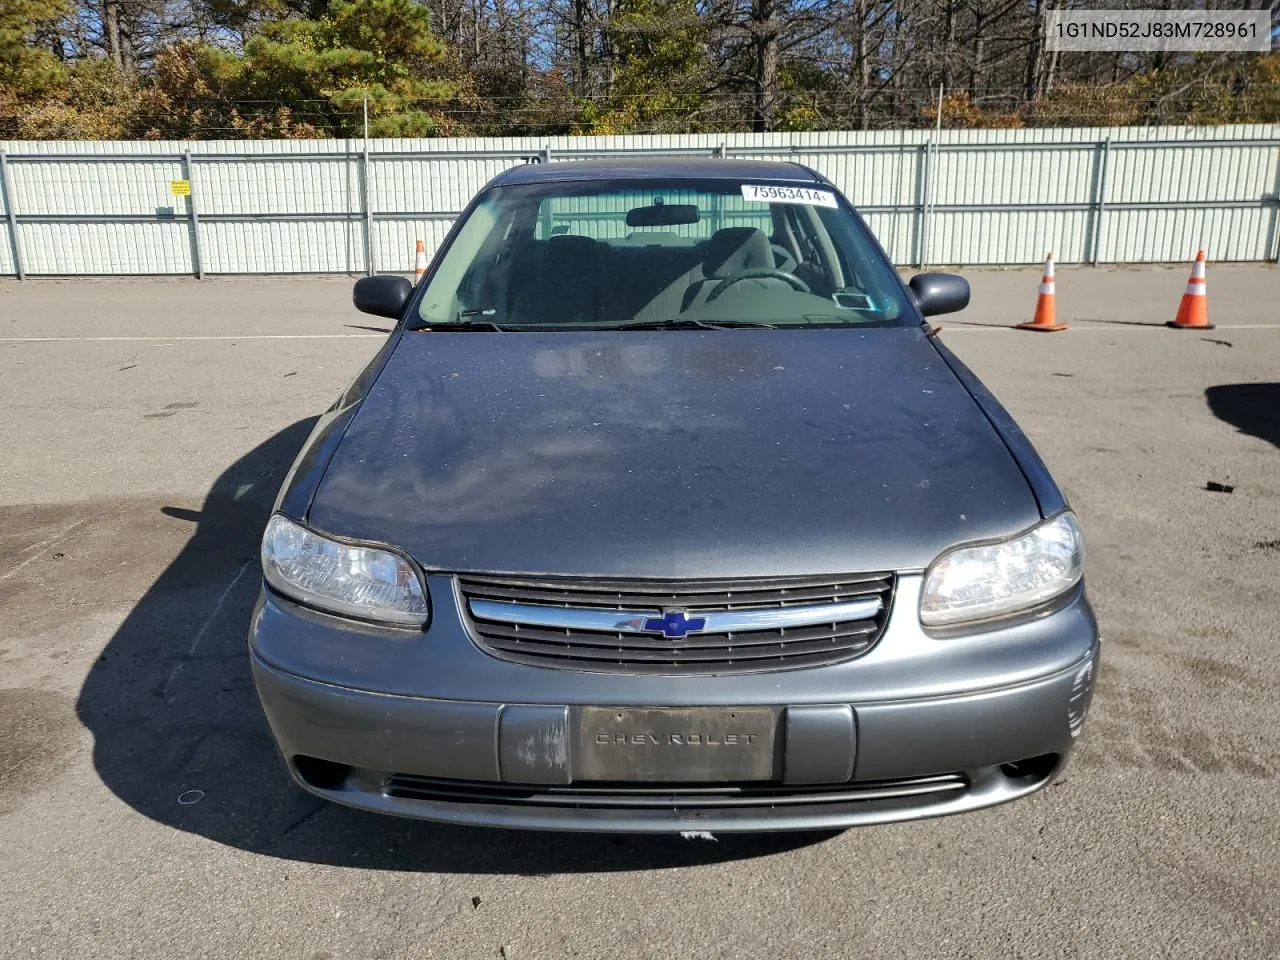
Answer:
top-left (249, 157), bottom-right (1098, 832)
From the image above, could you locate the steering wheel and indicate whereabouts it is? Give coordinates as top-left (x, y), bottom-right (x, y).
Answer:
top-left (706, 269), bottom-right (810, 302)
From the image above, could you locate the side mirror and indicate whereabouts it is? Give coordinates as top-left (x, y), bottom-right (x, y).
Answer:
top-left (353, 275), bottom-right (413, 319)
top-left (908, 272), bottom-right (970, 317)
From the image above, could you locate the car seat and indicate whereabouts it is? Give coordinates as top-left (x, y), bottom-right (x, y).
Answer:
top-left (681, 227), bottom-right (776, 310)
top-left (509, 235), bottom-right (607, 325)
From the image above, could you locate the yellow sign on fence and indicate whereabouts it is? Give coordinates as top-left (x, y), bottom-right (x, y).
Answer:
top-left (170, 179), bottom-right (191, 196)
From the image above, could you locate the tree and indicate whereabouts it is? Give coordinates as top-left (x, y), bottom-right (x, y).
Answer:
top-left (1, 0), bottom-right (143, 138)
top-left (141, 0), bottom-right (456, 137)
top-left (593, 0), bottom-right (707, 132)
top-left (4, 0), bottom-right (1280, 139)
top-left (1, 0), bottom-right (69, 94)
top-left (242, 0), bottom-right (454, 134)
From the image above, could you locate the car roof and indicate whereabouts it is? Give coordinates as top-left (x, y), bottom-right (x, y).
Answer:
top-left (489, 156), bottom-right (823, 187)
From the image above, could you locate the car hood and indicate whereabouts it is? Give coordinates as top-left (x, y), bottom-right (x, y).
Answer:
top-left (307, 328), bottom-right (1041, 578)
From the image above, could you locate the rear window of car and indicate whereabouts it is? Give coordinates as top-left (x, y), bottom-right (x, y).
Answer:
top-left (533, 189), bottom-right (774, 242)
top-left (416, 178), bottom-right (911, 329)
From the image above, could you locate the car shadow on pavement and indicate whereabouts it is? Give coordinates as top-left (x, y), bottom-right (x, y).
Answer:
top-left (77, 419), bottom-right (830, 873)
top-left (1206, 383), bottom-right (1280, 449)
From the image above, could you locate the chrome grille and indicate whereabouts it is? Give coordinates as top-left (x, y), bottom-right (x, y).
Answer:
top-left (458, 572), bottom-right (894, 675)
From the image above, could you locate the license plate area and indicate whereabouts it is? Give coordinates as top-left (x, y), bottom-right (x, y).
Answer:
top-left (575, 706), bottom-right (779, 782)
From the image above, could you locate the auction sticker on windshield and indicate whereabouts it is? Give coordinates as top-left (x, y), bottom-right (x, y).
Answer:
top-left (741, 184), bottom-right (839, 207)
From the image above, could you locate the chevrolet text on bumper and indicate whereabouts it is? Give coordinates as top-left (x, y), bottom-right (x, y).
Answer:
top-left (249, 158), bottom-right (1099, 833)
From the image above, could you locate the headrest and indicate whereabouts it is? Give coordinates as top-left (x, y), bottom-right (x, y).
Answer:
top-left (540, 235), bottom-right (604, 281)
top-left (703, 227), bottom-right (772, 276)
top-left (545, 234), bottom-right (602, 262)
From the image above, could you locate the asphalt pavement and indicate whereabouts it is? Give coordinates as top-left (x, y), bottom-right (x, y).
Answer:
top-left (1, 265), bottom-right (1278, 958)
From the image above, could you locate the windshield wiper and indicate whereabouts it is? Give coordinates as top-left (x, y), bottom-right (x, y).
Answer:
top-left (612, 317), bottom-right (777, 331)
top-left (410, 316), bottom-right (780, 333)
top-left (409, 310), bottom-right (507, 332)
top-left (434, 320), bottom-right (507, 331)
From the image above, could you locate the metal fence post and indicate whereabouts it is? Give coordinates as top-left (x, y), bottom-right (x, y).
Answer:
top-left (362, 141), bottom-right (375, 275)
top-left (1271, 203), bottom-right (1280, 263)
top-left (1267, 146), bottom-right (1280, 263)
top-left (182, 150), bottom-right (204, 278)
top-left (0, 151), bottom-right (24, 280)
top-left (541, 146), bottom-right (552, 164)
top-left (361, 101), bottom-right (376, 275)
top-left (1090, 137), bottom-right (1112, 265)
top-left (916, 139), bottom-right (933, 269)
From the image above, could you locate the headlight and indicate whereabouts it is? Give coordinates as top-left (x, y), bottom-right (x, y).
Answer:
top-left (920, 512), bottom-right (1084, 627)
top-left (261, 514), bottom-right (429, 627)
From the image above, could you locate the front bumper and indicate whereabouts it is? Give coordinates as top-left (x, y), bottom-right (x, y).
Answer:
top-left (249, 574), bottom-right (1099, 833)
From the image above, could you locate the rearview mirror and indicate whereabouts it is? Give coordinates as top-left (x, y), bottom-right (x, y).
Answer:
top-left (353, 275), bottom-right (413, 319)
top-left (908, 273), bottom-right (970, 317)
top-left (626, 203), bottom-right (699, 227)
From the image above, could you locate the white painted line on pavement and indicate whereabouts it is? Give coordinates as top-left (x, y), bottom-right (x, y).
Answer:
top-left (944, 324), bottom-right (1280, 332)
top-left (0, 334), bottom-right (385, 342)
top-left (161, 556), bottom-right (257, 701)
top-left (4, 327), bottom-right (1277, 341)
top-left (0, 519), bottom-right (90, 583)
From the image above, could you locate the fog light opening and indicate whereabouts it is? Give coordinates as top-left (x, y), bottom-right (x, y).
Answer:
top-left (293, 755), bottom-right (352, 790)
top-left (998, 753), bottom-right (1059, 785)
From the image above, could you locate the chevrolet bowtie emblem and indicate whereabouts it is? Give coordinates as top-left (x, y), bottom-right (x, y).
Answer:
top-left (641, 611), bottom-right (708, 639)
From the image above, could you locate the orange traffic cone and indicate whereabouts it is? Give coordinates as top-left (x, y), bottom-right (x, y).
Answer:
top-left (414, 239), bottom-right (427, 282)
top-left (1167, 250), bottom-right (1212, 329)
top-left (1017, 253), bottom-right (1067, 332)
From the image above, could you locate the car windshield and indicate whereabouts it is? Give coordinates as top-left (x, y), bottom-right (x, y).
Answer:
top-left (415, 177), bottom-right (912, 330)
